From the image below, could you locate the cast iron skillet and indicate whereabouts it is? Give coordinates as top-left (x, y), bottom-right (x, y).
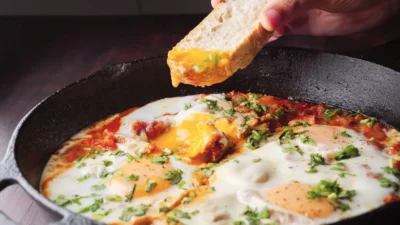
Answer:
top-left (1, 47), bottom-right (400, 225)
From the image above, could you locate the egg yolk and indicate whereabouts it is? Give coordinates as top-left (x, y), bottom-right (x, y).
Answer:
top-left (151, 113), bottom-right (239, 164)
top-left (265, 183), bottom-right (334, 218)
top-left (108, 159), bottom-right (173, 199)
top-left (167, 48), bottom-right (232, 87)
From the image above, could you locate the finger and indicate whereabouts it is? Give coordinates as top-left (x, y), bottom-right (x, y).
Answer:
top-left (285, 1), bottom-right (392, 36)
top-left (211, 0), bottom-right (223, 8)
top-left (260, 0), bottom-right (318, 31)
top-left (260, 0), bottom-right (382, 31)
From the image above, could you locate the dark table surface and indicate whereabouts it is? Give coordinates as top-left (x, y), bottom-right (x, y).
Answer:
top-left (1, 15), bottom-right (400, 225)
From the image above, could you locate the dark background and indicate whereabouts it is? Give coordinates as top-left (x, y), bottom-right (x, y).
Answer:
top-left (1, 1), bottom-right (400, 224)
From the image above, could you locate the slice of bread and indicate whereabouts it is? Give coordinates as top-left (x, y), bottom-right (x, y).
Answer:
top-left (167, 0), bottom-right (273, 87)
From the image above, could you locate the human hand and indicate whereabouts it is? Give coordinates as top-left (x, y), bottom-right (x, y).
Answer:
top-left (212, 0), bottom-right (399, 41)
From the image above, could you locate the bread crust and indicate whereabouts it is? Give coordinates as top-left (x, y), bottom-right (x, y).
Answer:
top-left (167, 0), bottom-right (273, 87)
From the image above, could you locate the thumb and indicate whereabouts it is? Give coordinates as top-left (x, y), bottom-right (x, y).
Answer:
top-left (260, 0), bottom-right (381, 31)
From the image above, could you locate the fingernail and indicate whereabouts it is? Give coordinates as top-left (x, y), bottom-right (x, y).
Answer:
top-left (264, 9), bottom-right (282, 30)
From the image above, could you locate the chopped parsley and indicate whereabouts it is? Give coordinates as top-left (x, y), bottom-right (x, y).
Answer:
top-left (54, 194), bottom-right (99, 207)
top-left (151, 154), bottom-right (169, 164)
top-left (145, 181), bottom-right (158, 192)
top-left (278, 126), bottom-right (307, 144)
top-left (244, 102), bottom-right (268, 113)
top-left (125, 184), bottom-right (136, 202)
top-left (119, 204), bottom-right (149, 221)
top-left (103, 160), bottom-right (113, 167)
top-left (335, 145), bottom-right (360, 161)
top-left (283, 145), bottom-right (304, 155)
top-left (177, 180), bottom-right (186, 189)
top-left (184, 103), bottom-right (192, 110)
top-left (273, 108), bottom-right (285, 118)
top-left (247, 130), bottom-right (268, 149)
top-left (360, 117), bottom-right (377, 128)
top-left (163, 169), bottom-right (183, 184)
top-left (299, 135), bottom-right (317, 146)
top-left (77, 162), bottom-right (87, 168)
top-left (204, 169), bottom-right (214, 177)
top-left (77, 174), bottom-right (91, 182)
top-left (383, 165), bottom-right (400, 177)
top-left (200, 98), bottom-right (222, 113)
top-left (291, 121), bottom-right (311, 127)
top-left (238, 206), bottom-right (271, 225)
top-left (124, 174), bottom-right (139, 181)
top-left (251, 93), bottom-right (262, 100)
top-left (338, 172), bottom-right (356, 178)
top-left (181, 197), bottom-right (191, 204)
top-left (379, 177), bottom-right (399, 192)
top-left (78, 198), bottom-right (103, 214)
top-left (166, 209), bottom-right (194, 223)
top-left (339, 131), bottom-right (352, 138)
top-left (93, 209), bottom-right (112, 220)
top-left (252, 158), bottom-right (262, 163)
top-left (91, 184), bottom-right (106, 191)
top-left (324, 108), bottom-right (340, 120)
top-left (306, 153), bottom-right (325, 173)
top-left (106, 195), bottom-right (122, 202)
top-left (224, 108), bottom-right (235, 117)
top-left (307, 180), bottom-right (356, 212)
top-left (331, 162), bottom-right (346, 171)
top-left (159, 207), bottom-right (171, 213)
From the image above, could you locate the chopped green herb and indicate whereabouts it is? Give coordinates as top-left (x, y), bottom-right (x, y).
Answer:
top-left (151, 154), bottom-right (169, 164)
top-left (340, 131), bottom-right (352, 138)
top-left (224, 108), bottom-right (235, 117)
top-left (163, 169), bottom-right (183, 184)
top-left (273, 108), bottom-right (285, 118)
top-left (242, 206), bottom-right (271, 225)
top-left (360, 117), bottom-right (377, 128)
top-left (78, 198), bottom-right (103, 214)
top-left (177, 180), bottom-right (186, 189)
top-left (244, 102), bottom-right (268, 113)
top-left (252, 158), bottom-right (262, 163)
top-left (338, 172), bottom-right (356, 178)
top-left (379, 177), bottom-right (399, 192)
top-left (184, 103), bottom-right (192, 110)
top-left (93, 209), bottom-right (112, 220)
top-left (233, 96), bottom-right (248, 103)
top-left (307, 180), bottom-right (356, 212)
top-left (251, 93), bottom-right (262, 100)
top-left (119, 204), bottom-right (149, 221)
top-left (145, 181), bottom-right (158, 192)
top-left (77, 174), bottom-right (91, 182)
top-left (306, 153), bottom-right (325, 173)
top-left (181, 197), bottom-right (191, 204)
top-left (233, 221), bottom-right (246, 225)
top-left (159, 207), bottom-right (171, 213)
top-left (191, 210), bottom-right (200, 216)
top-left (383, 165), bottom-right (400, 177)
top-left (234, 159), bottom-right (240, 163)
top-left (106, 195), bottom-right (122, 202)
top-left (124, 174), bottom-right (139, 181)
top-left (291, 121), bottom-right (311, 127)
top-left (247, 130), bottom-right (268, 149)
top-left (283, 145), bottom-right (304, 155)
top-left (324, 108), bottom-right (340, 120)
top-left (200, 98), bottom-right (222, 112)
top-left (77, 162), bottom-right (87, 168)
top-left (330, 162), bottom-right (346, 171)
top-left (125, 184), bottom-right (136, 202)
top-left (204, 169), bottom-right (213, 177)
top-left (91, 184), bottom-right (106, 191)
top-left (103, 160), bottom-right (113, 167)
top-left (335, 145), bottom-right (360, 161)
top-left (299, 135), bottom-right (317, 146)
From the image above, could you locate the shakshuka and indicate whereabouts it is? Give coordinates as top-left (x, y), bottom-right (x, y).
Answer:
top-left (41, 92), bottom-right (400, 225)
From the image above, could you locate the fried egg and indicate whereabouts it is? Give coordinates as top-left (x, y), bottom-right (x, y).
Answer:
top-left (41, 93), bottom-right (400, 225)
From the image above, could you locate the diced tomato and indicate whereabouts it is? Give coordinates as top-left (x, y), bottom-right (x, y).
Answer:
top-left (384, 195), bottom-right (400, 204)
top-left (132, 121), bottom-right (148, 135)
top-left (146, 121), bottom-right (168, 139)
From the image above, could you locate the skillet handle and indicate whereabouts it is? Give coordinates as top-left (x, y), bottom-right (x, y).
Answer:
top-left (0, 148), bottom-right (22, 225)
